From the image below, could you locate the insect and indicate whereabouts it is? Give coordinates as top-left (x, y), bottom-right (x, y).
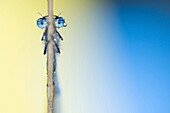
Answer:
top-left (37, 13), bottom-right (66, 94)
top-left (37, 13), bottom-right (67, 54)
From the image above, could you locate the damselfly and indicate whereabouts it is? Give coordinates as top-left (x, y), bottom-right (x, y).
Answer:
top-left (36, 14), bottom-right (66, 94)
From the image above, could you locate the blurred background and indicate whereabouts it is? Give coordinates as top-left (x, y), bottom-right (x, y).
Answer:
top-left (0, 0), bottom-right (170, 113)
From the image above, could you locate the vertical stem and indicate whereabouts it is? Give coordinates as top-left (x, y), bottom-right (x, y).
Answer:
top-left (47, 0), bottom-right (54, 113)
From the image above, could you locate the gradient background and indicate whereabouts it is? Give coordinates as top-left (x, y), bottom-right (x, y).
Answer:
top-left (0, 0), bottom-right (170, 113)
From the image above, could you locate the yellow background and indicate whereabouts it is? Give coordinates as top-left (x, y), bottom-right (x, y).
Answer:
top-left (0, 0), bottom-right (102, 113)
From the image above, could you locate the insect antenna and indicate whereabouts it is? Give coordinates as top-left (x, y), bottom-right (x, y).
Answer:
top-left (37, 12), bottom-right (44, 17)
top-left (58, 12), bottom-right (62, 16)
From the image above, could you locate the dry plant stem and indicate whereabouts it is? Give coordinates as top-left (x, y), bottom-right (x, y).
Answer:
top-left (47, 0), bottom-right (55, 113)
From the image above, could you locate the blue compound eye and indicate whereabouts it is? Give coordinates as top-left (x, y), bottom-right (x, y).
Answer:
top-left (37, 18), bottom-right (48, 29)
top-left (55, 17), bottom-right (67, 28)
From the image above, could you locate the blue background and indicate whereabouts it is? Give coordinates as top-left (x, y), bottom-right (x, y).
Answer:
top-left (96, 0), bottom-right (170, 112)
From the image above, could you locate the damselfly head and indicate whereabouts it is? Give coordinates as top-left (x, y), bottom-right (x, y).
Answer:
top-left (37, 14), bottom-right (67, 29)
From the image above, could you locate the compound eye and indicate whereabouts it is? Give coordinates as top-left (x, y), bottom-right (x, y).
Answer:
top-left (37, 18), bottom-right (48, 29)
top-left (55, 17), bottom-right (66, 28)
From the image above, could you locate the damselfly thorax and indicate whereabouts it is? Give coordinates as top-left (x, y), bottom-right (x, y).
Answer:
top-left (36, 15), bottom-right (67, 54)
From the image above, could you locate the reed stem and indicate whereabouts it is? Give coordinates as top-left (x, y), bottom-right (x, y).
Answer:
top-left (47, 0), bottom-right (55, 113)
